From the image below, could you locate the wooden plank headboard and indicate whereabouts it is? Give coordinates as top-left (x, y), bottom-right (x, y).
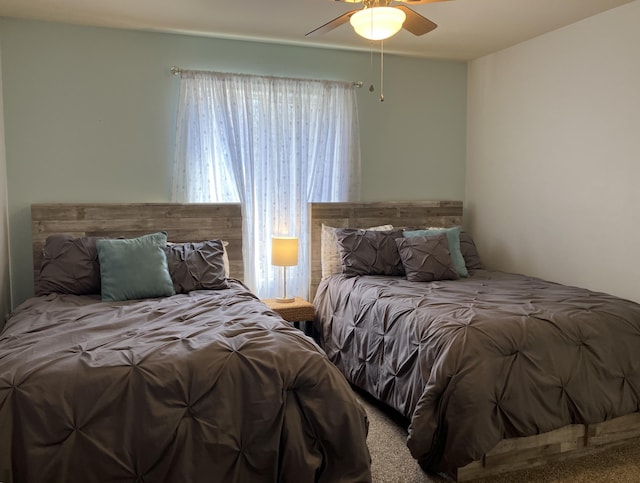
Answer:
top-left (309, 201), bottom-right (463, 299)
top-left (31, 203), bottom-right (244, 288)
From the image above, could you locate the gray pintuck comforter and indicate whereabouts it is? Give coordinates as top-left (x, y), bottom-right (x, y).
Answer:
top-left (314, 270), bottom-right (640, 476)
top-left (0, 281), bottom-right (371, 483)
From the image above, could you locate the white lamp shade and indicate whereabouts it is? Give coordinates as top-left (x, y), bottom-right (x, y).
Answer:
top-left (350, 7), bottom-right (406, 41)
top-left (272, 236), bottom-right (299, 267)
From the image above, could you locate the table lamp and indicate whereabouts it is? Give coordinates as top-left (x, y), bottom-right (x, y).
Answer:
top-left (272, 236), bottom-right (298, 303)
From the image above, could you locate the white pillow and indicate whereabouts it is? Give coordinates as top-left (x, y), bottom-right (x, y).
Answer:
top-left (321, 224), bottom-right (394, 279)
top-left (222, 240), bottom-right (230, 277)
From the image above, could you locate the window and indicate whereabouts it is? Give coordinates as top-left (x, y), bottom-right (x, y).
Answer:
top-left (173, 70), bottom-right (360, 298)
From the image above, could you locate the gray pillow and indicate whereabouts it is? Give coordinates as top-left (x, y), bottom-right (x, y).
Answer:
top-left (97, 232), bottom-right (175, 302)
top-left (164, 240), bottom-right (229, 293)
top-left (36, 235), bottom-right (105, 296)
top-left (321, 223), bottom-right (394, 279)
top-left (336, 228), bottom-right (404, 276)
top-left (460, 230), bottom-right (484, 270)
top-left (403, 226), bottom-right (468, 278)
top-left (395, 234), bottom-right (459, 282)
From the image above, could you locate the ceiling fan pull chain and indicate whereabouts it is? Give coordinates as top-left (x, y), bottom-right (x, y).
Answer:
top-left (369, 42), bottom-right (375, 92)
top-left (380, 39), bottom-right (385, 102)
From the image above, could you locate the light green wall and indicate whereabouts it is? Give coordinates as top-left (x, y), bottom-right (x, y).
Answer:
top-left (0, 44), bottom-right (10, 329)
top-left (0, 18), bottom-right (467, 307)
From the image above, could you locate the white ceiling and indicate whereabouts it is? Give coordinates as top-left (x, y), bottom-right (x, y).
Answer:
top-left (0, 0), bottom-right (633, 61)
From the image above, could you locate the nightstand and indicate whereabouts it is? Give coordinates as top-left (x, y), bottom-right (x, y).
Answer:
top-left (262, 297), bottom-right (314, 335)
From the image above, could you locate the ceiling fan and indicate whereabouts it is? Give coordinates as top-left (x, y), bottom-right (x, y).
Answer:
top-left (306, 0), bottom-right (450, 40)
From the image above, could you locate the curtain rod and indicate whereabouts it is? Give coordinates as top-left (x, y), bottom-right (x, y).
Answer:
top-left (170, 66), bottom-right (363, 88)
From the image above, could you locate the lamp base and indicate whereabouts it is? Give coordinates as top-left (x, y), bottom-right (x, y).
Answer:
top-left (275, 296), bottom-right (295, 303)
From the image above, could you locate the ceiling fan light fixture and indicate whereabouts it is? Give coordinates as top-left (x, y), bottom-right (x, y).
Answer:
top-left (350, 7), bottom-right (406, 41)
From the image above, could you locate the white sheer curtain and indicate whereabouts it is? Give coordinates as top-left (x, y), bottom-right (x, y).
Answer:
top-left (173, 70), bottom-right (360, 299)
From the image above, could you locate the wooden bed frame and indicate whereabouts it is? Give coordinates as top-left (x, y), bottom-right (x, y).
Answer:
top-left (309, 200), bottom-right (640, 481)
top-left (31, 203), bottom-right (244, 286)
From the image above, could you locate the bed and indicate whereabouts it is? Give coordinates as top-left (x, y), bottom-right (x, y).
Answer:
top-left (310, 201), bottom-right (640, 481)
top-left (0, 203), bottom-right (371, 483)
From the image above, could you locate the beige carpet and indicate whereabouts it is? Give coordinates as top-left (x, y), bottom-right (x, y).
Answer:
top-left (357, 390), bottom-right (640, 482)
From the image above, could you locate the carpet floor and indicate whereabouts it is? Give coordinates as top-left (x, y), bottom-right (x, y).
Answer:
top-left (357, 389), bottom-right (640, 483)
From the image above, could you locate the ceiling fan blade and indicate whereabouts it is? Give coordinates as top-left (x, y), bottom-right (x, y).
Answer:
top-left (395, 5), bottom-right (438, 36)
top-left (306, 11), bottom-right (357, 37)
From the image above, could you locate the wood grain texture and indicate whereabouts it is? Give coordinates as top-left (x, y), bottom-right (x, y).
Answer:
top-left (309, 201), bottom-right (463, 299)
top-left (457, 412), bottom-right (640, 481)
top-left (31, 203), bottom-right (244, 287)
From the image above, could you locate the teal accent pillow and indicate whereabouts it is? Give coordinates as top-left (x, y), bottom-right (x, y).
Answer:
top-left (96, 232), bottom-right (176, 301)
top-left (403, 226), bottom-right (469, 278)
